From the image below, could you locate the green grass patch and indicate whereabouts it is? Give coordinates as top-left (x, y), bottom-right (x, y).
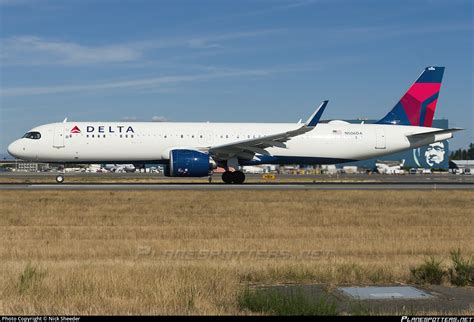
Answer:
top-left (238, 287), bottom-right (338, 316)
top-left (449, 248), bottom-right (474, 286)
top-left (410, 256), bottom-right (446, 285)
top-left (348, 300), bottom-right (372, 316)
top-left (18, 262), bottom-right (46, 294)
top-left (410, 250), bottom-right (474, 286)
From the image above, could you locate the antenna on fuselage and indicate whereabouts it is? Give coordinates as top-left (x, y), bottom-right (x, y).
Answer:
top-left (63, 118), bottom-right (68, 123)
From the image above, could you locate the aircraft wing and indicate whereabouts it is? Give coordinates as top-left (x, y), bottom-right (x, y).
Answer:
top-left (207, 100), bottom-right (328, 161)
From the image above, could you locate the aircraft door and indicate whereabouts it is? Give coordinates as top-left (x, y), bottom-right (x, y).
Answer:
top-left (198, 131), bottom-right (214, 146)
top-left (198, 121), bottom-right (214, 146)
top-left (53, 123), bottom-right (65, 148)
top-left (375, 128), bottom-right (386, 149)
top-left (198, 132), bottom-right (205, 144)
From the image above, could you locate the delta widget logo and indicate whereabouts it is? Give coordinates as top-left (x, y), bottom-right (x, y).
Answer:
top-left (70, 126), bottom-right (81, 134)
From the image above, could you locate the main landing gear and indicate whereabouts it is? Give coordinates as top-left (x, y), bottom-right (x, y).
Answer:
top-left (221, 170), bottom-right (245, 184)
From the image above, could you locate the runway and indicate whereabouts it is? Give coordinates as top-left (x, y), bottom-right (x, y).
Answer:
top-left (1, 182), bottom-right (472, 190)
top-left (1, 172), bottom-right (472, 190)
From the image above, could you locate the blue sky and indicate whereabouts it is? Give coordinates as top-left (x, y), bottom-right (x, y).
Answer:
top-left (0, 0), bottom-right (472, 156)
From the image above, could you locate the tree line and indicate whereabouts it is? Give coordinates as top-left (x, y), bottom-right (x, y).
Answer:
top-left (450, 143), bottom-right (474, 160)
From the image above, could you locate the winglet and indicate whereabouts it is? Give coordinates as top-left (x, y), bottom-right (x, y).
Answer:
top-left (305, 100), bottom-right (328, 127)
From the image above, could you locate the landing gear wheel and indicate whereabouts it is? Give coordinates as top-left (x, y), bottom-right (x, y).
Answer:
top-left (55, 174), bottom-right (64, 184)
top-left (222, 171), bottom-right (233, 184)
top-left (233, 171), bottom-right (246, 184)
top-left (221, 171), bottom-right (246, 184)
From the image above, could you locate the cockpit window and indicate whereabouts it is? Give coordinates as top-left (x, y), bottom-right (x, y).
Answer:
top-left (22, 132), bottom-right (41, 139)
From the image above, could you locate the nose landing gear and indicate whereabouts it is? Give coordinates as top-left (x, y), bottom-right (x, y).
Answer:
top-left (55, 174), bottom-right (65, 184)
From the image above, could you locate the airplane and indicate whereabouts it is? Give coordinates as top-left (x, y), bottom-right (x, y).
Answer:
top-left (103, 164), bottom-right (136, 173)
top-left (7, 66), bottom-right (462, 184)
top-left (375, 159), bottom-right (406, 174)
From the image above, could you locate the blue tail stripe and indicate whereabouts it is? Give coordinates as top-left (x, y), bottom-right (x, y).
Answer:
top-left (416, 67), bottom-right (445, 83)
top-left (376, 102), bottom-right (410, 125)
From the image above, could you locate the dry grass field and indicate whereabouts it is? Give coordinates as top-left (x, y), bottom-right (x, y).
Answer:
top-left (0, 190), bottom-right (472, 315)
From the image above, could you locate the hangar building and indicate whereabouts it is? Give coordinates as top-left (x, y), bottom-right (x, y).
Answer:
top-left (342, 119), bottom-right (450, 170)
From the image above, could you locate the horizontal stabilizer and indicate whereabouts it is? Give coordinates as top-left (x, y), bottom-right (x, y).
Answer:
top-left (406, 128), bottom-right (463, 139)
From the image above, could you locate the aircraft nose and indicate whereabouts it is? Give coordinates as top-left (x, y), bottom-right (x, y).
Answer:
top-left (7, 140), bottom-right (21, 158)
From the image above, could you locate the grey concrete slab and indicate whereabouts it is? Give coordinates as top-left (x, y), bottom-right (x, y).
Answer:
top-left (260, 284), bottom-right (474, 314)
top-left (339, 286), bottom-right (433, 300)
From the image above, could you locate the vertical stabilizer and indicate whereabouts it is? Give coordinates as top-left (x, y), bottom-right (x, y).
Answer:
top-left (376, 66), bottom-right (444, 127)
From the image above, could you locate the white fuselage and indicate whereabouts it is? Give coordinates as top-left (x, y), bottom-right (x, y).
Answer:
top-left (7, 121), bottom-right (451, 165)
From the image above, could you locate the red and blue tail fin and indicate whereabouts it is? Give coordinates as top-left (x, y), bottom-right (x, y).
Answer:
top-left (376, 66), bottom-right (444, 127)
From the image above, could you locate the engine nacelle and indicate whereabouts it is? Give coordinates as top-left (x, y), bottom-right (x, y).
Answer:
top-left (164, 149), bottom-right (212, 177)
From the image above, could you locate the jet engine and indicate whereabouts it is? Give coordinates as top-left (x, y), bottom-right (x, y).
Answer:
top-left (164, 149), bottom-right (213, 177)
